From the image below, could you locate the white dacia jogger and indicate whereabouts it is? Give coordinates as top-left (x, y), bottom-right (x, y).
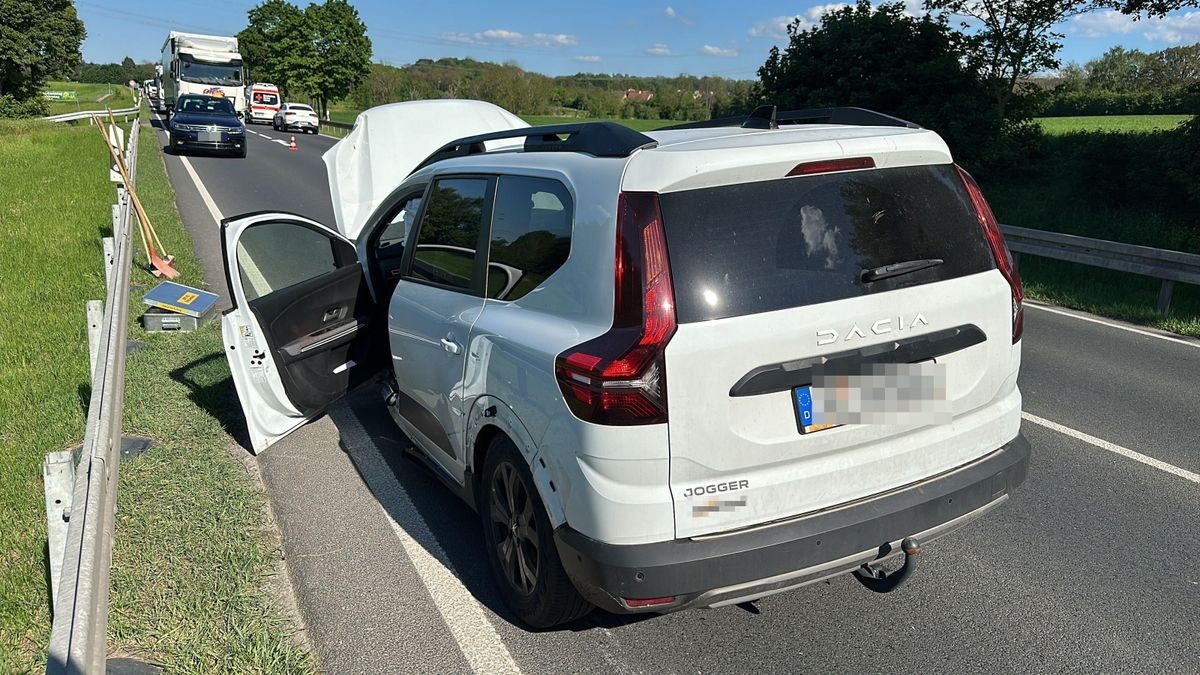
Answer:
top-left (220, 100), bottom-right (1030, 628)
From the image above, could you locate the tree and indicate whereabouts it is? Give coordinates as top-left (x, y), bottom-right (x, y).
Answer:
top-left (1087, 46), bottom-right (1155, 93)
top-left (924, 0), bottom-right (1093, 118)
top-left (121, 56), bottom-right (135, 69)
top-left (755, 1), bottom-right (1006, 165)
top-left (0, 0), bottom-right (86, 116)
top-left (1097, 0), bottom-right (1197, 15)
top-left (300, 0), bottom-right (371, 119)
top-left (237, 0), bottom-right (309, 99)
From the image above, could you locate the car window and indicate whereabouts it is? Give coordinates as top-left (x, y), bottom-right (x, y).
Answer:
top-left (236, 221), bottom-right (354, 302)
top-left (486, 176), bottom-right (573, 301)
top-left (379, 193), bottom-right (424, 251)
top-left (408, 178), bottom-right (489, 292)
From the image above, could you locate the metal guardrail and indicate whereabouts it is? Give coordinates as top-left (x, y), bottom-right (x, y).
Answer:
top-left (44, 106), bottom-right (139, 674)
top-left (44, 103), bottom-right (140, 124)
top-left (1001, 224), bottom-right (1200, 315)
top-left (319, 118), bottom-right (353, 138)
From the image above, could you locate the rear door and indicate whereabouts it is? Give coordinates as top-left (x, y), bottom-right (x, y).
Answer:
top-left (221, 212), bottom-right (382, 453)
top-left (658, 164), bottom-right (1020, 537)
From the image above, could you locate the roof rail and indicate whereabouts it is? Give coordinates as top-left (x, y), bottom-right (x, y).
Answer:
top-left (661, 105), bottom-right (921, 131)
top-left (412, 121), bottom-right (658, 173)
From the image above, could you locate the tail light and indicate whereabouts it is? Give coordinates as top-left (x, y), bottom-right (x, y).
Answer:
top-left (555, 192), bottom-right (677, 425)
top-left (957, 165), bottom-right (1023, 343)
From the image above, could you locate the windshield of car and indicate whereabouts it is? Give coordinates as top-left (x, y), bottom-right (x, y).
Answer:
top-left (179, 57), bottom-right (243, 86)
top-left (177, 97), bottom-right (236, 116)
top-left (288, 104), bottom-right (313, 112)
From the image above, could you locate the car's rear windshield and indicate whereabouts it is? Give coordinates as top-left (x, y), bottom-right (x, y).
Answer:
top-left (657, 164), bottom-right (996, 323)
top-left (290, 104), bottom-right (312, 111)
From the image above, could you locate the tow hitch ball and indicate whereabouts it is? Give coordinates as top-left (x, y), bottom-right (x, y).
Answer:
top-left (854, 537), bottom-right (921, 593)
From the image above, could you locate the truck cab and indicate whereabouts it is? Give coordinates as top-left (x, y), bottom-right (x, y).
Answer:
top-left (160, 32), bottom-right (246, 116)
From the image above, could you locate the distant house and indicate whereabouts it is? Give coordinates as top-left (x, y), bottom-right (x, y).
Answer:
top-left (623, 88), bottom-right (653, 102)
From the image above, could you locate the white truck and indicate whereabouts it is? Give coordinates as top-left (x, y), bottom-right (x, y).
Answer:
top-left (160, 32), bottom-right (246, 116)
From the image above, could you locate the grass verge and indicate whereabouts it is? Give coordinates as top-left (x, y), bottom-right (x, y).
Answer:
top-left (989, 194), bottom-right (1199, 338)
top-left (0, 110), bottom-right (311, 671)
top-left (43, 82), bottom-right (136, 117)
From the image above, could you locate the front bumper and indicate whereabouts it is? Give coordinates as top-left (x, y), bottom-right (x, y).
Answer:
top-left (554, 433), bottom-right (1030, 613)
top-left (169, 132), bottom-right (244, 152)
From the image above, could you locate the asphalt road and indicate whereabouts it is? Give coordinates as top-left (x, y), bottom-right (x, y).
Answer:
top-left (152, 114), bottom-right (1200, 674)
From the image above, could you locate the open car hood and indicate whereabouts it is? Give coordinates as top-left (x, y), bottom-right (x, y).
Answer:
top-left (322, 100), bottom-right (528, 241)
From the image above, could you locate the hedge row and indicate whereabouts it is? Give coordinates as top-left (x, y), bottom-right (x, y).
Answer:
top-left (1041, 87), bottom-right (1200, 116)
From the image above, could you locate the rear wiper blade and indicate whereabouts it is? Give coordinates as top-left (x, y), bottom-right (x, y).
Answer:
top-left (860, 258), bottom-right (944, 283)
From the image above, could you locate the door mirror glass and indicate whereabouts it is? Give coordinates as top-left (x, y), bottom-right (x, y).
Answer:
top-left (236, 221), bottom-right (355, 302)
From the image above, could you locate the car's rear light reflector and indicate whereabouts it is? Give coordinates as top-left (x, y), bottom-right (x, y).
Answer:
top-left (555, 192), bottom-right (677, 425)
top-left (956, 165), bottom-right (1024, 343)
top-left (623, 596), bottom-right (675, 608)
top-left (787, 156), bottom-right (875, 177)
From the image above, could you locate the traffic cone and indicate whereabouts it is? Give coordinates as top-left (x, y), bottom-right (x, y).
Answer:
top-left (288, 135), bottom-right (297, 151)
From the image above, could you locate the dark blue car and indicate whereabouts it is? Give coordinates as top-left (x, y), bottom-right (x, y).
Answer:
top-left (167, 94), bottom-right (247, 158)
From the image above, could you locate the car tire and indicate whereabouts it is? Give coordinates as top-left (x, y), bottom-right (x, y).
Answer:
top-left (479, 435), bottom-right (592, 629)
top-left (235, 146), bottom-right (247, 159)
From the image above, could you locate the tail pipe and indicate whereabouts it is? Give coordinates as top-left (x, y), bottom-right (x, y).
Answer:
top-left (853, 537), bottom-right (920, 594)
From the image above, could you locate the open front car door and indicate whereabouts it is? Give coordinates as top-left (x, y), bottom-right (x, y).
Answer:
top-left (220, 212), bottom-right (382, 453)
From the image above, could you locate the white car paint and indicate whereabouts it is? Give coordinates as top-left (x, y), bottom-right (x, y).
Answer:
top-left (222, 104), bottom-right (1023, 551)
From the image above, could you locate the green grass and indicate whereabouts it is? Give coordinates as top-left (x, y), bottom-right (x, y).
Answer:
top-left (0, 110), bottom-right (311, 671)
top-left (0, 117), bottom-right (116, 670)
top-left (43, 81), bottom-right (136, 117)
top-left (1035, 114), bottom-right (1192, 135)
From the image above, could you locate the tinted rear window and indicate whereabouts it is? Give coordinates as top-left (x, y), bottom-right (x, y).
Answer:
top-left (657, 164), bottom-right (995, 323)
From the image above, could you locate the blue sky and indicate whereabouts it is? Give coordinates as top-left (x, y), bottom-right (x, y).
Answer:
top-left (77, 0), bottom-right (1200, 78)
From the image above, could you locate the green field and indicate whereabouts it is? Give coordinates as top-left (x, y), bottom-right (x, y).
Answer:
top-left (0, 111), bottom-right (310, 671)
top-left (325, 103), bottom-right (683, 132)
top-left (1035, 114), bottom-right (1192, 135)
top-left (43, 81), bottom-right (136, 117)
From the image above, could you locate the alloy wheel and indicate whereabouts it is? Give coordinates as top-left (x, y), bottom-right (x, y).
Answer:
top-left (489, 461), bottom-right (540, 596)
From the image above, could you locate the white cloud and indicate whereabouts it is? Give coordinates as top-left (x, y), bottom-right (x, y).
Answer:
top-left (748, 5), bottom-right (849, 39)
top-left (748, 15), bottom-right (799, 39)
top-left (441, 29), bottom-right (578, 48)
top-left (1071, 9), bottom-right (1200, 44)
top-left (1070, 10), bottom-right (1138, 38)
top-left (573, 54), bottom-right (602, 62)
top-left (702, 44), bottom-right (739, 57)
top-left (665, 6), bottom-right (677, 18)
top-left (646, 43), bottom-right (673, 56)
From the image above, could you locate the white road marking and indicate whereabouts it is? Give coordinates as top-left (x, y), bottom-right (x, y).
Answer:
top-left (177, 155), bottom-right (225, 224)
top-left (335, 410), bottom-right (523, 675)
top-left (1023, 412), bottom-right (1200, 484)
top-left (1026, 301), bottom-right (1200, 350)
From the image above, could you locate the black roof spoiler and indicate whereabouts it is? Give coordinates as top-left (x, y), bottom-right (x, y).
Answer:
top-left (412, 121), bottom-right (658, 174)
top-left (661, 105), bottom-right (921, 131)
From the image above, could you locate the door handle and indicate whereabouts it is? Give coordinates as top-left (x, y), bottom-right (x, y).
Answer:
top-left (322, 307), bottom-right (341, 323)
top-left (440, 338), bottom-right (462, 356)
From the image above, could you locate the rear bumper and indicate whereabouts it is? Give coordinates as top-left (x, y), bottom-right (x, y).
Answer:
top-left (554, 433), bottom-right (1030, 613)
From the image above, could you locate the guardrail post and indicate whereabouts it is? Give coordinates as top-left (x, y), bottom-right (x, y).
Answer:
top-left (102, 237), bottom-right (115, 290)
top-left (43, 451), bottom-right (75, 609)
top-left (1157, 280), bottom-right (1174, 315)
top-left (86, 301), bottom-right (103, 379)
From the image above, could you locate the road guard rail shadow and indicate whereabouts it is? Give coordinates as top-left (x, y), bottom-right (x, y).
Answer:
top-left (44, 107), bottom-right (140, 673)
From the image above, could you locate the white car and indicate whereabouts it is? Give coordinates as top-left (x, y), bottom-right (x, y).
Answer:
top-left (220, 100), bottom-right (1030, 628)
top-left (272, 102), bottom-right (318, 133)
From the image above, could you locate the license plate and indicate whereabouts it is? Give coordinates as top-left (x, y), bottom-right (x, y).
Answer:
top-left (199, 131), bottom-right (221, 142)
top-left (793, 386), bottom-right (839, 434)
